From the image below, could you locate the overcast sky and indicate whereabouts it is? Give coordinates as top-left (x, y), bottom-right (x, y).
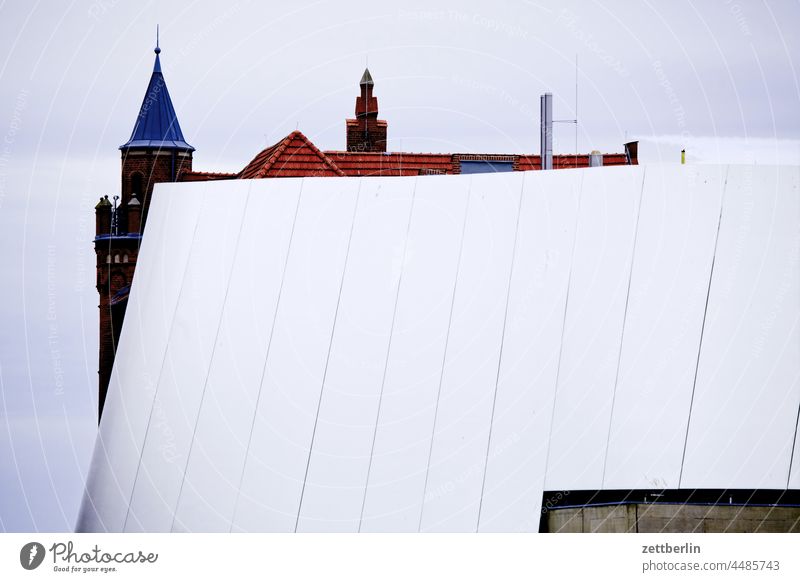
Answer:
top-left (0, 0), bottom-right (798, 532)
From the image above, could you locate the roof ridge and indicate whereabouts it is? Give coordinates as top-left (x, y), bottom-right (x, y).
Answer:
top-left (184, 170), bottom-right (239, 176)
top-left (255, 134), bottom-right (294, 178)
top-left (288, 131), bottom-right (345, 176)
top-left (239, 131), bottom-right (345, 178)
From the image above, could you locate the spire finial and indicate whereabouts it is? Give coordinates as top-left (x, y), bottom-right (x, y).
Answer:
top-left (360, 67), bottom-right (374, 87)
top-left (152, 25), bottom-right (162, 73)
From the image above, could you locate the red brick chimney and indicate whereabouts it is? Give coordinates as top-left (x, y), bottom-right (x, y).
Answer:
top-left (127, 195), bottom-right (142, 234)
top-left (346, 68), bottom-right (387, 152)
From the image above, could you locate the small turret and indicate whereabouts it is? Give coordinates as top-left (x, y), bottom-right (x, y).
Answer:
top-left (118, 36), bottom-right (194, 229)
top-left (127, 195), bottom-right (142, 234)
top-left (95, 195), bottom-right (112, 236)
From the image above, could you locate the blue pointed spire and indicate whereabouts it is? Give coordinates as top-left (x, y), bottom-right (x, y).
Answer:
top-left (120, 35), bottom-right (194, 152)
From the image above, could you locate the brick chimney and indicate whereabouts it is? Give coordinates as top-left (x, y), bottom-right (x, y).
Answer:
top-left (127, 195), bottom-right (142, 234)
top-left (346, 68), bottom-right (387, 152)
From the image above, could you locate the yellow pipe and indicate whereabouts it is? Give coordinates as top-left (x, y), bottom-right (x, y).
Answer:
top-left (681, 149), bottom-right (686, 164)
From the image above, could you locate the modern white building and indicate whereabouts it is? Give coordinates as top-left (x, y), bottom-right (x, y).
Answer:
top-left (78, 164), bottom-right (800, 532)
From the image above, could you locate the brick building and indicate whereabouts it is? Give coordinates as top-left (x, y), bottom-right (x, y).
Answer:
top-left (93, 43), bottom-right (638, 419)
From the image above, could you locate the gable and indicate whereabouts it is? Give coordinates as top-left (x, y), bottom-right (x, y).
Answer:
top-left (239, 131), bottom-right (344, 179)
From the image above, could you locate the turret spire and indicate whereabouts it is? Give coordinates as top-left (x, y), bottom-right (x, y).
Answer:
top-left (119, 37), bottom-right (193, 152)
top-left (360, 67), bottom-right (374, 87)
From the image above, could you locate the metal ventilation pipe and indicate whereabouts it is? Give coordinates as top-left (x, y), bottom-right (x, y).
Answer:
top-left (540, 92), bottom-right (553, 170)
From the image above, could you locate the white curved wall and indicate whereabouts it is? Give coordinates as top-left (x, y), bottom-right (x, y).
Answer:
top-left (77, 164), bottom-right (800, 532)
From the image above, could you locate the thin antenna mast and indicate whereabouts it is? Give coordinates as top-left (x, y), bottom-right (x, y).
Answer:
top-left (575, 54), bottom-right (578, 168)
top-left (551, 55), bottom-right (580, 169)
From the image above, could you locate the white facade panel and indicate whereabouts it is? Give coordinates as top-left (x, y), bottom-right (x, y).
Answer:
top-left (172, 180), bottom-right (303, 532)
top-left (77, 184), bottom-right (206, 532)
top-left (419, 172), bottom-right (524, 532)
top-left (545, 167), bottom-right (645, 490)
top-left (603, 165), bottom-right (725, 489)
top-left (125, 181), bottom-right (250, 532)
top-left (296, 178), bottom-right (416, 532)
top-left (359, 176), bottom-right (471, 532)
top-left (477, 169), bottom-right (581, 531)
top-left (232, 179), bottom-right (360, 532)
top-left (682, 166), bottom-right (800, 489)
top-left (790, 408), bottom-right (800, 489)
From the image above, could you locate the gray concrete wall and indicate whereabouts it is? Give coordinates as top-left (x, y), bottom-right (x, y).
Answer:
top-left (547, 504), bottom-right (800, 533)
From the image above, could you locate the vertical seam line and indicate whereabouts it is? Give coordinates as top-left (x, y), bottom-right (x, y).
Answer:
top-left (123, 191), bottom-right (207, 532)
top-left (358, 179), bottom-right (418, 531)
top-left (541, 172), bottom-right (585, 489)
top-left (228, 182), bottom-right (305, 532)
top-left (170, 181), bottom-right (253, 532)
top-left (678, 165), bottom-right (730, 487)
top-left (294, 181), bottom-right (363, 532)
top-left (476, 175), bottom-right (526, 532)
top-left (601, 167), bottom-right (648, 485)
top-left (417, 180), bottom-right (473, 532)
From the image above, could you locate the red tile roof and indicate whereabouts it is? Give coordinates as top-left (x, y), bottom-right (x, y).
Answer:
top-left (194, 132), bottom-right (637, 181)
top-left (239, 131), bottom-right (344, 179)
top-left (516, 153), bottom-right (632, 171)
top-left (324, 151), bottom-right (455, 177)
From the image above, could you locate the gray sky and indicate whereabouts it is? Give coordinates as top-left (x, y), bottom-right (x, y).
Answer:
top-left (0, 0), bottom-right (798, 532)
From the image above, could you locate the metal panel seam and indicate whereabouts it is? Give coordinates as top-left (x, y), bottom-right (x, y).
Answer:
top-left (228, 181), bottom-right (306, 531)
top-left (170, 180), bottom-right (254, 532)
top-left (600, 167), bottom-right (648, 486)
top-left (358, 178), bottom-right (419, 531)
top-left (542, 172), bottom-right (585, 487)
top-left (294, 181), bottom-right (364, 532)
top-left (475, 173), bottom-right (527, 531)
top-left (417, 179), bottom-right (474, 532)
top-left (678, 165), bottom-right (730, 487)
top-left (122, 190), bottom-right (208, 531)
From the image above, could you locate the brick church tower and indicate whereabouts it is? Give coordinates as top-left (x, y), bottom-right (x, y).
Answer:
top-left (346, 68), bottom-right (388, 152)
top-left (93, 38), bottom-right (194, 420)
